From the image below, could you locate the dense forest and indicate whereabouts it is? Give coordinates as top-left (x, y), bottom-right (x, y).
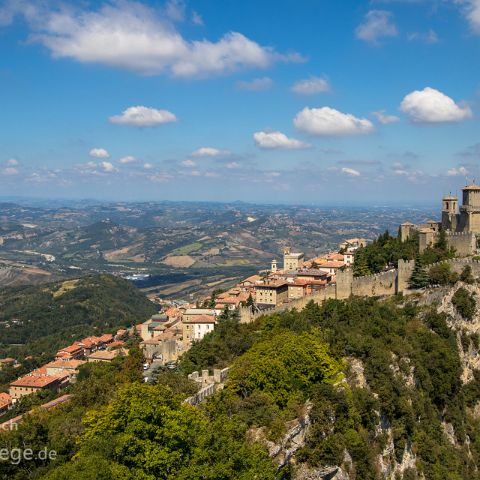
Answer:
top-left (3, 284), bottom-right (480, 479)
top-left (0, 274), bottom-right (157, 387)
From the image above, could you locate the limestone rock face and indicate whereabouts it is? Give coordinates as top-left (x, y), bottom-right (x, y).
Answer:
top-left (248, 401), bottom-right (313, 469)
top-left (434, 282), bottom-right (480, 383)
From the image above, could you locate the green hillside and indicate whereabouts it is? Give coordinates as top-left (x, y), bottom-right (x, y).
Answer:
top-left (3, 286), bottom-right (480, 479)
top-left (0, 274), bottom-right (157, 361)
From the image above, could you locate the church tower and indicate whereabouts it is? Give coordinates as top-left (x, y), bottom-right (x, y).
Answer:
top-left (271, 259), bottom-right (278, 273)
top-left (442, 194), bottom-right (458, 231)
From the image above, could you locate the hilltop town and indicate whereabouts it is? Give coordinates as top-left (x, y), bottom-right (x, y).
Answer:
top-left (3, 184), bottom-right (480, 421)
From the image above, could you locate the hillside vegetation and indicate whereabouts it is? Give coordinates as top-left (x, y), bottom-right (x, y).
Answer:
top-left (0, 274), bottom-right (157, 361)
top-left (4, 281), bottom-right (480, 479)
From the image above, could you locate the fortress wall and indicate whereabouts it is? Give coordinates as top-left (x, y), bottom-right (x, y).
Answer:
top-left (446, 232), bottom-right (476, 257)
top-left (397, 259), bottom-right (415, 293)
top-left (351, 269), bottom-right (397, 297)
top-left (336, 270), bottom-right (353, 299)
top-left (238, 258), bottom-right (480, 323)
top-left (426, 258), bottom-right (480, 277)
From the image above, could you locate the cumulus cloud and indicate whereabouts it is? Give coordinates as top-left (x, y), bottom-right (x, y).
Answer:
top-left (89, 148), bottom-right (109, 158)
top-left (447, 166), bottom-right (468, 176)
top-left (253, 131), bottom-right (309, 149)
top-left (119, 155), bottom-right (138, 164)
top-left (236, 77), bottom-right (273, 91)
top-left (400, 87), bottom-right (472, 123)
top-left (109, 106), bottom-right (177, 127)
top-left (100, 161), bottom-right (117, 173)
top-left (191, 147), bottom-right (230, 157)
top-left (291, 76), bottom-right (330, 95)
top-left (5, 158), bottom-right (18, 166)
top-left (341, 167), bottom-right (361, 177)
top-left (181, 159), bottom-right (196, 167)
top-left (143, 162), bottom-right (153, 169)
top-left (355, 10), bottom-right (398, 44)
top-left (372, 110), bottom-right (400, 124)
top-left (457, 0), bottom-right (480, 33)
top-left (4, 1), bottom-right (302, 77)
top-left (294, 107), bottom-right (374, 136)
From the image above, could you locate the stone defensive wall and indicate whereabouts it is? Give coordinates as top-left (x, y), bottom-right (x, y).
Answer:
top-left (446, 232), bottom-right (477, 257)
top-left (239, 257), bottom-right (480, 323)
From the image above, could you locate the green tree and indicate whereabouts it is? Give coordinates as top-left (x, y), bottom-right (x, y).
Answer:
top-left (409, 254), bottom-right (429, 288)
top-left (227, 330), bottom-right (342, 407)
top-left (460, 265), bottom-right (475, 284)
top-left (44, 383), bottom-right (276, 480)
top-left (452, 287), bottom-right (476, 320)
top-left (428, 262), bottom-right (458, 286)
top-left (353, 248), bottom-right (371, 277)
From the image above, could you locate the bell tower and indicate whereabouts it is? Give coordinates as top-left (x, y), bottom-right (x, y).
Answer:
top-left (442, 194), bottom-right (457, 231)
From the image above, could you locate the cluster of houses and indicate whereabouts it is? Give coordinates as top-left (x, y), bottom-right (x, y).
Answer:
top-left (0, 330), bottom-right (129, 413)
top-left (0, 237), bottom-right (367, 416)
top-left (137, 238), bottom-right (366, 365)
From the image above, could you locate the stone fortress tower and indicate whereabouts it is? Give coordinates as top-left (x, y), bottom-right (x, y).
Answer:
top-left (400, 183), bottom-right (480, 256)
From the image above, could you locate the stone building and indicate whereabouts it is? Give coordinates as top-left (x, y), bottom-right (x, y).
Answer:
top-left (400, 183), bottom-right (480, 256)
top-left (283, 247), bottom-right (305, 272)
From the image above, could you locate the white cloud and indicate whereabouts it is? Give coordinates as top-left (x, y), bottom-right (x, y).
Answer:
top-left (89, 148), bottom-right (109, 158)
top-left (100, 161), bottom-right (117, 173)
top-left (143, 162), bottom-right (153, 169)
top-left (253, 131), bottom-right (309, 149)
top-left (341, 167), bottom-right (361, 177)
top-left (2, 167), bottom-right (18, 176)
top-left (447, 166), bottom-right (468, 176)
top-left (165, 0), bottom-right (185, 22)
top-left (355, 10), bottom-right (398, 44)
top-left (181, 159), bottom-right (196, 167)
top-left (372, 110), bottom-right (400, 124)
top-left (109, 106), bottom-right (177, 127)
top-left (236, 77), bottom-right (273, 91)
top-left (119, 155), bottom-right (138, 164)
top-left (191, 147), bottom-right (229, 157)
top-left (407, 29), bottom-right (439, 44)
top-left (294, 107), bottom-right (374, 136)
top-left (457, 0), bottom-right (480, 33)
top-left (5, 158), bottom-right (18, 166)
top-left (9, 1), bottom-right (301, 77)
top-left (291, 76), bottom-right (330, 95)
top-left (400, 87), bottom-right (472, 123)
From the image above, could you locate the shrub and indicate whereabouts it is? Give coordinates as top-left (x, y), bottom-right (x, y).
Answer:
top-left (452, 287), bottom-right (476, 321)
top-left (428, 262), bottom-right (458, 286)
top-left (460, 265), bottom-right (475, 284)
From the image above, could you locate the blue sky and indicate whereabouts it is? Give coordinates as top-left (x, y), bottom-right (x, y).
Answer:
top-left (0, 0), bottom-right (479, 204)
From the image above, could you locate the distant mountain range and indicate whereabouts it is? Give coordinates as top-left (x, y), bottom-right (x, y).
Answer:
top-left (0, 200), bottom-right (437, 297)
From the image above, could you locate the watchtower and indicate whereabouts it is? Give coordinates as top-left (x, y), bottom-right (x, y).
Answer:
top-left (442, 194), bottom-right (458, 231)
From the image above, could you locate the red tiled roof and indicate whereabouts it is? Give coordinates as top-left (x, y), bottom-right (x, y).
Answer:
top-left (10, 374), bottom-right (66, 388)
top-left (0, 393), bottom-right (12, 409)
top-left (57, 343), bottom-right (82, 354)
top-left (44, 360), bottom-right (85, 370)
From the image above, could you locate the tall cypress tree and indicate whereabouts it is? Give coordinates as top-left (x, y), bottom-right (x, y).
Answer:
top-left (409, 253), bottom-right (429, 288)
